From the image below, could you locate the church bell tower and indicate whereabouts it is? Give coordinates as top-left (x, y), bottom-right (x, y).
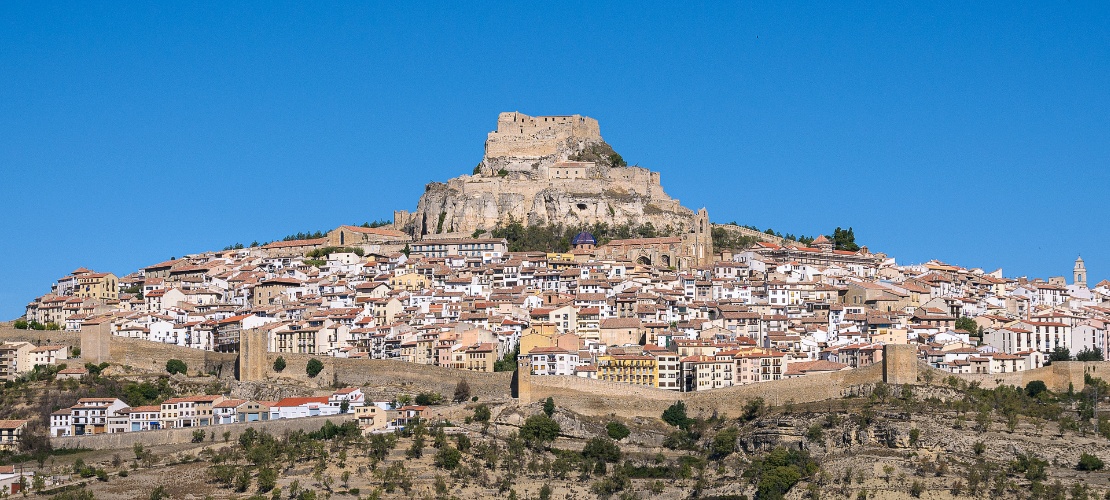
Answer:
top-left (1074, 256), bottom-right (1087, 287)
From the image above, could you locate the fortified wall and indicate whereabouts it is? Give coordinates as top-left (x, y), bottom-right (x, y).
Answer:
top-left (0, 325), bottom-right (235, 380)
top-left (485, 112), bottom-right (601, 160)
top-left (252, 351), bottom-right (512, 400)
top-left (9, 326), bottom-right (1108, 422)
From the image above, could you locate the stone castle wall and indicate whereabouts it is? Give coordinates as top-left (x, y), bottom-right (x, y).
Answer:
top-left (520, 363), bottom-right (887, 419)
top-left (712, 223), bottom-right (787, 246)
top-left (485, 112), bottom-right (601, 159)
top-left (258, 351), bottom-right (513, 400)
top-left (945, 361), bottom-right (1110, 392)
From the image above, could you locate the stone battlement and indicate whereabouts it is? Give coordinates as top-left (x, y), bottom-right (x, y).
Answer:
top-left (485, 112), bottom-right (602, 159)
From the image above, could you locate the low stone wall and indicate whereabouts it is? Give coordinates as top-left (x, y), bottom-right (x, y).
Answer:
top-left (50, 414), bottom-right (356, 451)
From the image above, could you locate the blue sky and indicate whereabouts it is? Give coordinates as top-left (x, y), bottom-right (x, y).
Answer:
top-left (2, 2), bottom-right (1108, 319)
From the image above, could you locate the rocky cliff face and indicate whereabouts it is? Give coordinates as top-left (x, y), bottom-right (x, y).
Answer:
top-left (401, 112), bottom-right (696, 237)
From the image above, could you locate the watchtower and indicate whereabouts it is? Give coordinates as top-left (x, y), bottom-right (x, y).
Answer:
top-left (239, 328), bottom-right (268, 382)
top-left (80, 317), bottom-right (112, 364)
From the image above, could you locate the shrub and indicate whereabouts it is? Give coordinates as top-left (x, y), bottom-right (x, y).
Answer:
top-left (165, 359), bottom-right (187, 375)
top-left (273, 356), bottom-right (286, 372)
top-left (910, 480), bottom-right (925, 497)
top-left (519, 415), bottom-right (560, 449)
top-left (806, 424), bottom-right (823, 442)
top-left (1077, 452), bottom-right (1104, 471)
top-left (305, 358), bottom-right (324, 378)
top-left (473, 404), bottom-right (491, 423)
top-left (1025, 380), bottom-right (1048, 398)
top-left (709, 427), bottom-right (739, 460)
top-left (742, 397), bottom-right (766, 421)
top-left (191, 429), bottom-right (206, 443)
top-left (150, 486), bottom-right (168, 500)
top-left (434, 446), bottom-right (462, 469)
top-left (13, 319), bottom-right (28, 329)
top-left (415, 392), bottom-right (443, 405)
top-left (606, 421), bottom-right (630, 440)
top-left (582, 437), bottom-right (621, 463)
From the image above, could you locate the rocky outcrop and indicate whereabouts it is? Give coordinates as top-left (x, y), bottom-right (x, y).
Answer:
top-left (398, 112), bottom-right (697, 237)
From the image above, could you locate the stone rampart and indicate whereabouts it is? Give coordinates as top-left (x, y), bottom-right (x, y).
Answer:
top-left (263, 352), bottom-right (512, 400)
top-left (50, 414), bottom-right (355, 451)
top-left (0, 327), bottom-right (80, 347)
top-left (949, 361), bottom-right (1110, 392)
top-left (712, 224), bottom-right (787, 246)
top-left (0, 326), bottom-right (238, 378)
top-left (523, 363), bottom-right (886, 419)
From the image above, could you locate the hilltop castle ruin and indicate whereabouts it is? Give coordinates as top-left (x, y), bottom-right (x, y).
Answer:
top-left (394, 112), bottom-right (705, 255)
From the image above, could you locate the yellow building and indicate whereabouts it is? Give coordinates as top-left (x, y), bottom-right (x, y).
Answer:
top-left (73, 272), bottom-right (119, 301)
top-left (463, 343), bottom-right (497, 372)
top-left (597, 353), bottom-right (658, 387)
top-left (390, 272), bottom-right (430, 291)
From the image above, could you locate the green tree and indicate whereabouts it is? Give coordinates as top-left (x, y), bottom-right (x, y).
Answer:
top-left (257, 467), bottom-right (277, 492)
top-left (582, 437), bottom-right (621, 463)
top-left (831, 227), bottom-right (860, 251)
top-left (710, 427), bottom-right (739, 460)
top-left (494, 344), bottom-right (519, 372)
top-left (954, 317), bottom-right (979, 336)
top-left (1049, 347), bottom-right (1072, 363)
top-left (434, 446), bottom-right (462, 469)
top-left (305, 358), bottom-right (324, 377)
top-left (339, 399), bottom-right (349, 414)
top-left (13, 319), bottom-right (28, 329)
top-left (605, 421), bottom-right (630, 440)
top-left (165, 359), bottom-right (187, 375)
top-left (1025, 380), bottom-right (1048, 398)
top-left (662, 401), bottom-right (692, 430)
top-left (272, 356), bottom-right (286, 372)
top-left (518, 415), bottom-right (560, 449)
top-left (543, 397), bottom-right (555, 417)
top-left (1077, 452), bottom-right (1104, 471)
top-left (1076, 348), bottom-right (1104, 361)
top-left (473, 404), bottom-right (491, 423)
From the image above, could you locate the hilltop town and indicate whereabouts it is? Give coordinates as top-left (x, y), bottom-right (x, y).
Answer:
top-left (16, 114), bottom-right (1108, 392)
top-left (4, 113), bottom-right (1110, 499)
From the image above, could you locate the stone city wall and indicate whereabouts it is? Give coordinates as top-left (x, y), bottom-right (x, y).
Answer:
top-left (522, 363), bottom-right (887, 419)
top-left (262, 352), bottom-right (513, 400)
top-left (0, 326), bottom-right (80, 348)
top-left (108, 335), bottom-right (238, 378)
top-left (712, 224), bottom-right (787, 246)
top-left (949, 361), bottom-right (1110, 392)
top-left (50, 414), bottom-right (356, 451)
